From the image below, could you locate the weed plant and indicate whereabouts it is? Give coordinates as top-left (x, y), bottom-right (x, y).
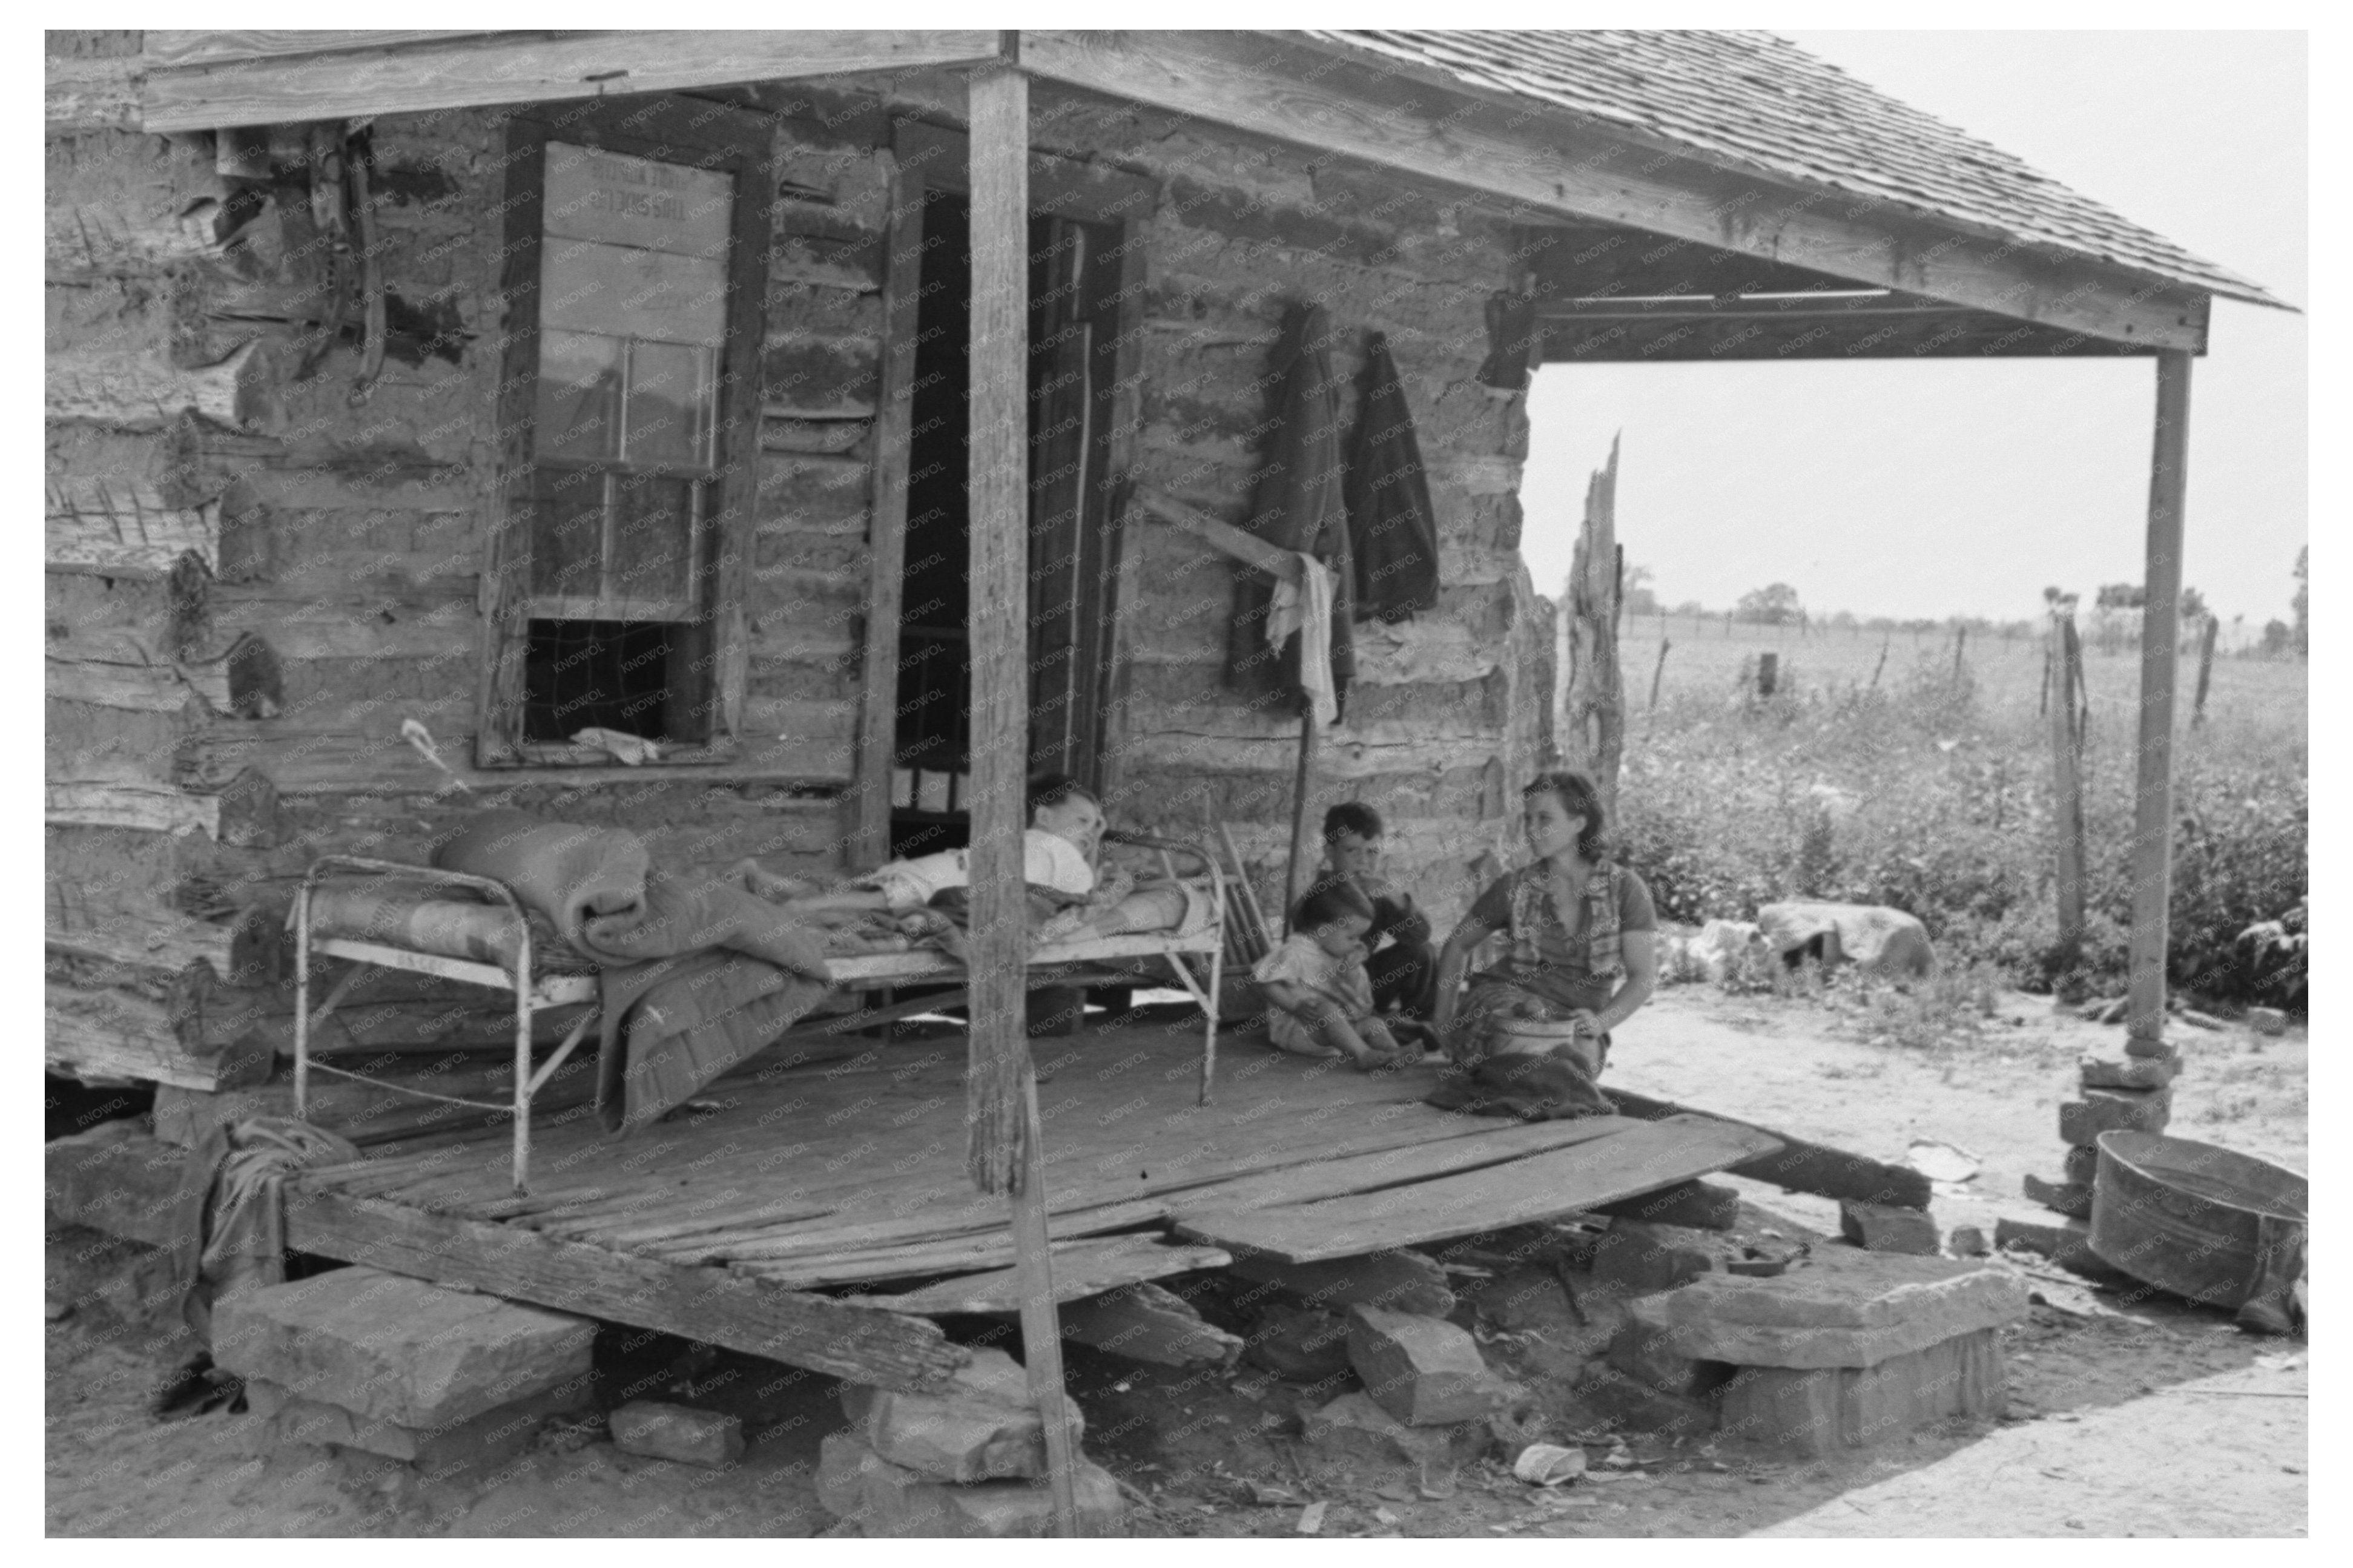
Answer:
top-left (1615, 648), bottom-right (2306, 1006)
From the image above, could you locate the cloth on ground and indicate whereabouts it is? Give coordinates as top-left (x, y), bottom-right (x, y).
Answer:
top-left (171, 1116), bottom-right (361, 1343)
top-left (1252, 931), bottom-right (1375, 1058)
top-left (1267, 553), bottom-right (1339, 726)
top-left (1424, 1045), bottom-right (1614, 1121)
top-left (1345, 330), bottom-right (1442, 622)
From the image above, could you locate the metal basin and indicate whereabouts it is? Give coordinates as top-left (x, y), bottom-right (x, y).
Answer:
top-left (2088, 1130), bottom-right (2307, 1309)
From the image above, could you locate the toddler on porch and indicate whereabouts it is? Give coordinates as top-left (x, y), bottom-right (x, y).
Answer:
top-left (1251, 878), bottom-right (1411, 1072)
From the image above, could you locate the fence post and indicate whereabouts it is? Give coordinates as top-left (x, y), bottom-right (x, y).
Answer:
top-left (2048, 606), bottom-right (2087, 966)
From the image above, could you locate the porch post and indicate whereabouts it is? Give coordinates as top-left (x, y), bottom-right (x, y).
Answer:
top-left (2124, 350), bottom-right (2194, 1053)
top-left (965, 55), bottom-right (1083, 1536)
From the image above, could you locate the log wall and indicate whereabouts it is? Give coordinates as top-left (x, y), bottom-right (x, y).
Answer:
top-left (45, 35), bottom-right (1553, 1089)
top-left (1007, 94), bottom-right (1551, 930)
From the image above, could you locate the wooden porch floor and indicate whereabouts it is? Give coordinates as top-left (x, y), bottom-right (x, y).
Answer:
top-left (280, 1020), bottom-right (1775, 1385)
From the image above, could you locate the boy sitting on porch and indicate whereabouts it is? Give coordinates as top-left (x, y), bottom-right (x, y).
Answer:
top-left (736, 775), bottom-right (1104, 923)
top-left (1320, 802), bottom-right (1439, 1025)
top-left (1252, 878), bottom-right (1411, 1071)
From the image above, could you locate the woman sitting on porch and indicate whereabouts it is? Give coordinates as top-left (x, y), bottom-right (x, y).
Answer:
top-left (1431, 770), bottom-right (1660, 1110)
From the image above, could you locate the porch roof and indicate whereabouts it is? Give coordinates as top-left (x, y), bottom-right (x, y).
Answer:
top-left (1316, 30), bottom-right (2286, 311)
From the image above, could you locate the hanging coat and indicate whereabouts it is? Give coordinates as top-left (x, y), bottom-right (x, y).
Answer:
top-left (1345, 331), bottom-right (1442, 622)
top-left (1227, 302), bottom-right (1354, 720)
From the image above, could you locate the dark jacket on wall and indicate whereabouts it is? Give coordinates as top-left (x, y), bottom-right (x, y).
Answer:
top-left (1227, 302), bottom-right (1355, 719)
top-left (1345, 331), bottom-right (1442, 623)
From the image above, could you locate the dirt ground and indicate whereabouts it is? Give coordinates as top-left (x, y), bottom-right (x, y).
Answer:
top-left (45, 986), bottom-right (2308, 1538)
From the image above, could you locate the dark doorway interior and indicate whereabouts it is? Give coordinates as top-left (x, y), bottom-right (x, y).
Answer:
top-left (890, 193), bottom-right (1126, 858)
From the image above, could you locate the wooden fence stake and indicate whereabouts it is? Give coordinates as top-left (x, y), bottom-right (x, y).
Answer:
top-left (2193, 613), bottom-right (2218, 726)
top-left (2048, 606), bottom-right (2087, 964)
top-left (1648, 636), bottom-right (1671, 713)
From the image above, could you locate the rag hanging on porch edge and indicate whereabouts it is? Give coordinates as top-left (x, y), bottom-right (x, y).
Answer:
top-left (1226, 301), bottom-right (1354, 721)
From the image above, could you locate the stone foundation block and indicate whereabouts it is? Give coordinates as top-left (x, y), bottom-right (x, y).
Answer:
top-left (1992, 1218), bottom-right (2130, 1282)
top-left (1243, 1303), bottom-right (1352, 1382)
top-left (815, 1433), bottom-right (1124, 1538)
top-left (1571, 1362), bottom-right (1718, 1438)
top-left (1347, 1305), bottom-right (1520, 1425)
top-left (1605, 1320), bottom-right (1723, 1399)
top-left (1947, 1226), bottom-right (1990, 1257)
top-left (2062, 1145), bottom-right (2102, 1185)
top-left (841, 1347), bottom-right (1081, 1483)
top-left (1838, 1201), bottom-right (1940, 1255)
top-left (2059, 1085), bottom-right (2171, 1144)
top-left (1627, 1245), bottom-right (2027, 1369)
top-left (611, 1400), bottom-right (745, 1467)
top-left (212, 1267), bottom-right (595, 1430)
top-left (2022, 1174), bottom-right (2093, 1219)
top-left (1591, 1180), bottom-right (1741, 1232)
top-left (1714, 1327), bottom-right (2004, 1458)
top-left (2079, 1052), bottom-right (2180, 1090)
top-left (1301, 1389), bottom-right (1488, 1467)
top-left (246, 1375), bottom-right (586, 1472)
top-left (1591, 1220), bottom-right (1717, 1294)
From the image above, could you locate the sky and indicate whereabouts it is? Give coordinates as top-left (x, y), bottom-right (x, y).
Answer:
top-left (1515, 30), bottom-right (2308, 631)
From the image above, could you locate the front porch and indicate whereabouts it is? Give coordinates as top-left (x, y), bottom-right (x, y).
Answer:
top-left (272, 1016), bottom-right (1777, 1388)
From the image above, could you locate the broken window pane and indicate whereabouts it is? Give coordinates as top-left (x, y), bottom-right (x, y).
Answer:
top-left (533, 329), bottom-right (623, 463)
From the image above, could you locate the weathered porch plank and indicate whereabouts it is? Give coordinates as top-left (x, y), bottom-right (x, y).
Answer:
top-left (282, 1188), bottom-right (969, 1392)
top-left (1175, 1113), bottom-right (1783, 1263)
top-left (1601, 1087), bottom-right (1933, 1209)
top-left (856, 1236), bottom-right (1230, 1316)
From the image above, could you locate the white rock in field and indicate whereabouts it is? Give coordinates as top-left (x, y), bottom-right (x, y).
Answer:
top-left (1758, 901), bottom-right (1935, 978)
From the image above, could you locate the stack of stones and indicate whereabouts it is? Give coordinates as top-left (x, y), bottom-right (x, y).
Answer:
top-left (1620, 1247), bottom-right (2030, 1457)
top-left (817, 1349), bottom-right (1124, 1537)
top-left (2025, 1021), bottom-right (2180, 1220)
top-left (213, 1267), bottom-right (596, 1477)
top-left (1297, 1305), bottom-right (1526, 1467)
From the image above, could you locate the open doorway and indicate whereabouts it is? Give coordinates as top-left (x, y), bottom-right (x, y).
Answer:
top-left (889, 189), bottom-right (1127, 857)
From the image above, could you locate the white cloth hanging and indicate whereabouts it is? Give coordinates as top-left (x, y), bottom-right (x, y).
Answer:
top-left (1266, 552), bottom-right (1338, 725)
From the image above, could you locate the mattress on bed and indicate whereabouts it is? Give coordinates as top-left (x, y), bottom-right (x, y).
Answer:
top-left (302, 880), bottom-right (596, 976)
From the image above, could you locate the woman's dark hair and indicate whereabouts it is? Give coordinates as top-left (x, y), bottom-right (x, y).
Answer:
top-left (1522, 769), bottom-right (1608, 862)
top-left (1293, 876), bottom-right (1376, 934)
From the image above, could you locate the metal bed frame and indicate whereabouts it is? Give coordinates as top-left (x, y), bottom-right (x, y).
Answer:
top-left (290, 832), bottom-right (1230, 1196)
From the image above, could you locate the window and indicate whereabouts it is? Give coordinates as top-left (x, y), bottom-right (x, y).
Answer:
top-left (480, 104), bottom-right (771, 766)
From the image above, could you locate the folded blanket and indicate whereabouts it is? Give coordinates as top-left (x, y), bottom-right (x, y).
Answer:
top-left (433, 811), bottom-right (647, 958)
top-left (435, 812), bottom-right (828, 980)
top-left (433, 811), bottom-right (831, 1133)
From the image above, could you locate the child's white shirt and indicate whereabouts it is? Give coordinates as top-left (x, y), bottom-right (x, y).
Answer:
top-left (1252, 932), bottom-right (1375, 1055)
top-left (854, 828), bottom-right (1095, 914)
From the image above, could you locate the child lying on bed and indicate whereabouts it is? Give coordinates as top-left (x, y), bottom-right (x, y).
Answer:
top-left (1251, 878), bottom-right (1411, 1071)
top-left (736, 776), bottom-right (1105, 923)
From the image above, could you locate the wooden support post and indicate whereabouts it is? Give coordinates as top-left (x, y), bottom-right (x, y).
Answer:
top-left (965, 59), bottom-right (1079, 1538)
top-left (2048, 607), bottom-right (2087, 965)
top-left (2126, 352), bottom-right (2194, 1051)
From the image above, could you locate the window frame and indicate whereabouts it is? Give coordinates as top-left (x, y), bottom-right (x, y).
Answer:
top-left (477, 96), bottom-right (774, 770)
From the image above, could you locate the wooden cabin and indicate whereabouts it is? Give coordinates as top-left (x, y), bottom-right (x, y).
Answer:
top-left (46, 31), bottom-right (2283, 1404)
